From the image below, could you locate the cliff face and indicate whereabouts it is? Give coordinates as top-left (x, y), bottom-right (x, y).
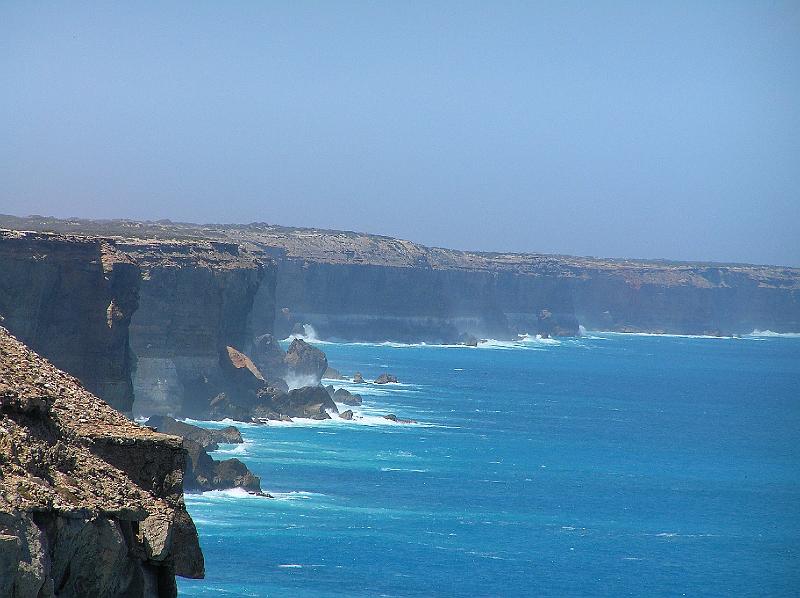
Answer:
top-left (1, 216), bottom-right (798, 340)
top-left (0, 230), bottom-right (140, 412)
top-left (0, 326), bottom-right (203, 598)
top-left (113, 240), bottom-right (270, 417)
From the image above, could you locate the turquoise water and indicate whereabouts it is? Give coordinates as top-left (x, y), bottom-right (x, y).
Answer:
top-left (178, 333), bottom-right (800, 597)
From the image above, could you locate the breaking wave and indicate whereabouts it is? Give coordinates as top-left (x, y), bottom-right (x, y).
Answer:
top-left (748, 329), bottom-right (800, 338)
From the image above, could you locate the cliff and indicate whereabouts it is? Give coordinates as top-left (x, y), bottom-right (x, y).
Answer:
top-left (111, 239), bottom-right (270, 417)
top-left (0, 325), bottom-right (203, 597)
top-left (0, 230), bottom-right (140, 412)
top-left (2, 215), bottom-right (798, 340)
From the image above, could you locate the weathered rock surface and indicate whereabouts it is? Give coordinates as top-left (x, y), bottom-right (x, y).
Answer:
top-left (339, 410), bottom-right (354, 420)
top-left (283, 339), bottom-right (328, 387)
top-left (323, 366), bottom-right (344, 379)
top-left (536, 309), bottom-right (580, 338)
top-left (145, 415), bottom-right (218, 449)
top-left (0, 325), bottom-right (204, 597)
top-left (143, 416), bottom-right (259, 494)
top-left (211, 426), bottom-right (244, 445)
top-left (383, 413), bottom-right (416, 424)
top-left (333, 388), bottom-right (362, 406)
top-left (251, 333), bottom-right (288, 382)
top-left (181, 439), bottom-right (262, 494)
top-left (374, 373), bottom-right (398, 384)
top-left (0, 230), bottom-right (140, 413)
top-left (273, 386), bottom-right (338, 420)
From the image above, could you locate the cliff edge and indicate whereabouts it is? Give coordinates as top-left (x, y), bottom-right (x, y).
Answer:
top-left (0, 325), bottom-right (204, 597)
top-left (0, 230), bottom-right (140, 413)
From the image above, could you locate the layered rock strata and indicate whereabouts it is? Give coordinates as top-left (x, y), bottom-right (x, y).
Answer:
top-left (0, 326), bottom-right (203, 597)
top-left (0, 230), bottom-right (140, 413)
top-left (4, 215), bottom-right (797, 340)
top-left (111, 239), bottom-right (269, 417)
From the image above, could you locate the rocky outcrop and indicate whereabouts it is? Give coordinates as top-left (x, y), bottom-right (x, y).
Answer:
top-left (251, 333), bottom-right (288, 383)
top-left (211, 426), bottom-right (243, 445)
top-left (374, 373), bottom-right (398, 384)
top-left (333, 388), bottom-right (362, 406)
top-left (181, 439), bottom-right (262, 494)
top-left (142, 416), bottom-right (260, 494)
top-left (0, 325), bottom-right (203, 597)
top-left (0, 230), bottom-right (140, 413)
top-left (323, 366), bottom-right (344, 380)
top-left (283, 339), bottom-right (328, 387)
top-left (537, 309), bottom-right (580, 338)
top-left (144, 415), bottom-right (244, 451)
top-left (4, 215), bottom-right (799, 339)
top-left (277, 386), bottom-right (338, 419)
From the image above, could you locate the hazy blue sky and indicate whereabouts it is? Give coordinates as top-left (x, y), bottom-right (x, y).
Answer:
top-left (2, 1), bottom-right (798, 265)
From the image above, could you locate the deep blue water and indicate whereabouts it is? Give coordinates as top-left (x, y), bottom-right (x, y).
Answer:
top-left (178, 333), bottom-right (800, 597)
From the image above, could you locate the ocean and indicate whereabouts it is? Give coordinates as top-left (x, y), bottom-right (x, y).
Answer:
top-left (177, 333), bottom-right (800, 597)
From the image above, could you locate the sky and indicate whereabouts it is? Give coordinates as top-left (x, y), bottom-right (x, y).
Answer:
top-left (1, 1), bottom-right (798, 266)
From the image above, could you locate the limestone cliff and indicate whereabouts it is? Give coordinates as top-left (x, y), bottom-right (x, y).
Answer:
top-left (2, 215), bottom-right (798, 340)
top-left (111, 239), bottom-right (270, 417)
top-left (0, 230), bottom-right (140, 412)
top-left (0, 326), bottom-right (203, 597)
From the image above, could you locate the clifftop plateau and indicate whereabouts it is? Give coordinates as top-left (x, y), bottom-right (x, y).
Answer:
top-left (2, 213), bottom-right (797, 279)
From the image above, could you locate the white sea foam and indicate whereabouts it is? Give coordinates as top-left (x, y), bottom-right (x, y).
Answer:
top-left (748, 329), bottom-right (800, 338)
top-left (380, 467), bottom-right (429, 473)
top-left (209, 440), bottom-right (253, 456)
top-left (182, 417), bottom-right (260, 429)
top-left (270, 490), bottom-right (325, 501)
top-left (284, 372), bottom-right (320, 390)
top-left (590, 330), bottom-right (737, 340)
top-left (285, 324), bottom-right (320, 342)
top-left (185, 488), bottom-right (267, 501)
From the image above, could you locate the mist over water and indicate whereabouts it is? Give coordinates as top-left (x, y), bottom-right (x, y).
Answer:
top-left (179, 334), bottom-right (800, 597)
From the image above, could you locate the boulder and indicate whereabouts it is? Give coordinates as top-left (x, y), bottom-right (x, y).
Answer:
top-left (220, 345), bottom-right (265, 392)
top-left (270, 386), bottom-right (338, 420)
top-left (208, 393), bottom-right (254, 422)
top-left (211, 426), bottom-right (243, 444)
top-left (374, 373), bottom-right (398, 384)
top-left (457, 332), bottom-right (479, 347)
top-left (251, 333), bottom-right (288, 380)
top-left (323, 366), bottom-right (344, 379)
top-left (333, 388), bottom-right (362, 406)
top-left (283, 339), bottom-right (328, 385)
top-left (339, 410), bottom-right (354, 420)
top-left (182, 438), bottom-right (263, 494)
top-left (536, 309), bottom-right (580, 337)
top-left (324, 384), bottom-right (335, 397)
top-left (352, 372), bottom-right (365, 384)
top-left (382, 413), bottom-right (416, 424)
